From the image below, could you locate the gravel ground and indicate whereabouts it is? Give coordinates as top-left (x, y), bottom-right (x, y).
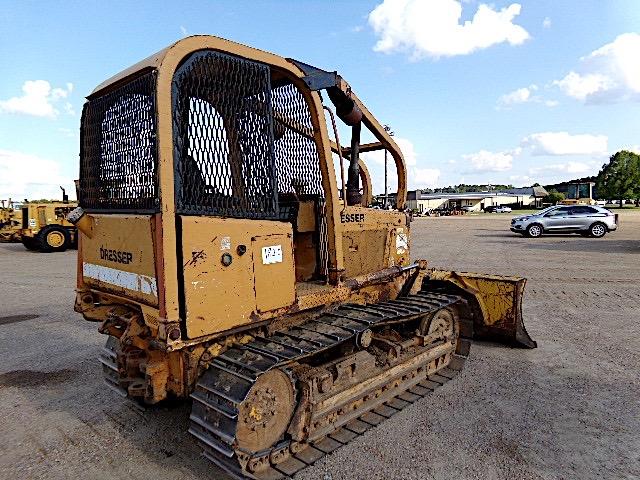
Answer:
top-left (1, 211), bottom-right (639, 480)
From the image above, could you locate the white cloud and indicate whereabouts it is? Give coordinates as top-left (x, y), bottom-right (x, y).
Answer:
top-left (553, 71), bottom-right (613, 101)
top-left (509, 174), bottom-right (534, 184)
top-left (620, 145), bottom-right (640, 155)
top-left (379, 164), bottom-right (441, 190)
top-left (361, 137), bottom-right (417, 166)
top-left (498, 84), bottom-right (544, 107)
top-left (368, 0), bottom-right (530, 59)
top-left (51, 87), bottom-right (69, 100)
top-left (497, 84), bottom-right (559, 108)
top-left (0, 81), bottom-right (74, 118)
top-left (396, 138), bottom-right (417, 166)
top-left (462, 149), bottom-right (514, 172)
top-left (522, 132), bottom-right (608, 156)
top-left (525, 160), bottom-right (601, 184)
top-left (180, 25), bottom-right (188, 36)
top-left (499, 86), bottom-right (533, 105)
top-left (553, 33), bottom-right (640, 103)
top-left (529, 161), bottom-right (592, 176)
top-left (542, 17), bottom-right (551, 29)
top-left (411, 166), bottom-right (441, 188)
top-left (360, 137), bottom-right (439, 192)
top-left (57, 127), bottom-right (77, 138)
top-left (0, 150), bottom-right (74, 200)
top-left (63, 102), bottom-right (76, 116)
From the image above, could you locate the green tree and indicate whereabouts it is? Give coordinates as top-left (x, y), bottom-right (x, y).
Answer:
top-left (596, 150), bottom-right (640, 208)
top-left (543, 189), bottom-right (565, 205)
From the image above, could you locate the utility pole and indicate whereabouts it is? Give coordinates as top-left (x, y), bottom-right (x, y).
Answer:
top-left (383, 125), bottom-right (394, 208)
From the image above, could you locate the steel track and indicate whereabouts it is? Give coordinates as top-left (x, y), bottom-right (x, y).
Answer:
top-left (188, 289), bottom-right (471, 479)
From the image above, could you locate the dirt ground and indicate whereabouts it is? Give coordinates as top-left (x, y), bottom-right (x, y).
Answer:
top-left (1, 211), bottom-right (639, 480)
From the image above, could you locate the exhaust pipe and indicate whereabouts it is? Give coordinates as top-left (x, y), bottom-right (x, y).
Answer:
top-left (327, 87), bottom-right (363, 206)
top-left (326, 86), bottom-right (362, 126)
top-left (67, 207), bottom-right (94, 239)
top-left (346, 122), bottom-right (362, 206)
top-left (60, 186), bottom-right (69, 203)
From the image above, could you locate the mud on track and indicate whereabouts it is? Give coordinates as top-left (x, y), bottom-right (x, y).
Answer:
top-left (1, 211), bottom-right (639, 480)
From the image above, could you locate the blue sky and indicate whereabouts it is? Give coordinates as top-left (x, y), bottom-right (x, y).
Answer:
top-left (0, 0), bottom-right (638, 200)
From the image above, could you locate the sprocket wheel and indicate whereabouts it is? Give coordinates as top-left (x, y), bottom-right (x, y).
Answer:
top-left (235, 369), bottom-right (295, 453)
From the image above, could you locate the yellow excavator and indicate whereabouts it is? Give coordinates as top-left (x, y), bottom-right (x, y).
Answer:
top-left (70, 36), bottom-right (536, 479)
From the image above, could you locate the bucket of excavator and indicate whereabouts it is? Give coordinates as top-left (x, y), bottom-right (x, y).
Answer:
top-left (425, 269), bottom-right (537, 348)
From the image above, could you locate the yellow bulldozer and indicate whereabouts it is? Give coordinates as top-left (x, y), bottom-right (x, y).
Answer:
top-left (71, 36), bottom-right (536, 479)
top-left (20, 187), bottom-right (78, 252)
top-left (0, 199), bottom-right (23, 242)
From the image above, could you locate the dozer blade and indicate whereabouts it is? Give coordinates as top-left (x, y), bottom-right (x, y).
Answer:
top-left (426, 269), bottom-right (537, 348)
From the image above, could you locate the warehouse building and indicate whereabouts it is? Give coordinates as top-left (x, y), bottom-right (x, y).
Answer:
top-left (405, 186), bottom-right (548, 213)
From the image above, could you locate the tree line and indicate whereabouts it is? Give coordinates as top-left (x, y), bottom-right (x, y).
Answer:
top-left (420, 184), bottom-right (515, 194)
top-left (595, 150), bottom-right (640, 207)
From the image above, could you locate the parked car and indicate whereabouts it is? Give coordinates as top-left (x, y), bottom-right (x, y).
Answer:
top-left (485, 205), bottom-right (511, 213)
top-left (432, 207), bottom-right (452, 216)
top-left (510, 205), bottom-right (618, 238)
top-left (461, 205), bottom-right (475, 212)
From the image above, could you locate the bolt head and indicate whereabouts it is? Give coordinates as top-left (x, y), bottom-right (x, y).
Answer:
top-left (168, 328), bottom-right (181, 340)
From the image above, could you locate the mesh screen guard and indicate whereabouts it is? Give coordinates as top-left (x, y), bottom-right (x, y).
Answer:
top-left (80, 71), bottom-right (159, 211)
top-left (173, 51), bottom-right (278, 218)
top-left (272, 83), bottom-right (323, 197)
top-left (172, 50), bottom-right (324, 219)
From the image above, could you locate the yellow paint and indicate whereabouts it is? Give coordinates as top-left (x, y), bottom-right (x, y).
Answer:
top-left (252, 233), bottom-right (295, 312)
top-left (181, 216), bottom-right (294, 338)
top-left (339, 206), bottom-right (409, 277)
top-left (249, 406), bottom-right (263, 422)
top-left (429, 269), bottom-right (525, 327)
top-left (81, 214), bottom-right (158, 307)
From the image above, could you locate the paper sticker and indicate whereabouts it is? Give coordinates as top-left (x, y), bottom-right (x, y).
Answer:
top-left (396, 232), bottom-right (408, 254)
top-left (220, 236), bottom-right (231, 251)
top-left (262, 245), bottom-right (283, 264)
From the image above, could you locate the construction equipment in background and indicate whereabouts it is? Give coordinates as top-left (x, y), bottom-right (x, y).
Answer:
top-left (20, 187), bottom-right (78, 252)
top-left (0, 199), bottom-right (23, 242)
top-left (70, 36), bottom-right (536, 479)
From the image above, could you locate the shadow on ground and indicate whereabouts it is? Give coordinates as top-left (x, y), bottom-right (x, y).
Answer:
top-left (519, 239), bottom-right (640, 253)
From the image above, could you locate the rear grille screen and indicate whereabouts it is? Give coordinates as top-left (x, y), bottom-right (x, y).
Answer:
top-left (79, 71), bottom-right (158, 212)
top-left (172, 51), bottom-right (278, 218)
